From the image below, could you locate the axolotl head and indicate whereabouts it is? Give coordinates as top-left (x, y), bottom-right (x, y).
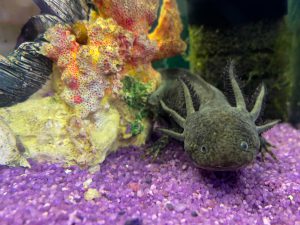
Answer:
top-left (159, 63), bottom-right (279, 171)
top-left (184, 108), bottom-right (261, 171)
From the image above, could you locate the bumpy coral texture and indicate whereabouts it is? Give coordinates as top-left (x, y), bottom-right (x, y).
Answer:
top-left (94, 0), bottom-right (159, 34)
top-left (42, 0), bottom-right (186, 117)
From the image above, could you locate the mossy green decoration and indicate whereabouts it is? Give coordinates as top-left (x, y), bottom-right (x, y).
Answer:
top-left (287, 0), bottom-right (300, 126)
top-left (189, 20), bottom-right (292, 120)
top-left (288, 34), bottom-right (300, 126)
top-left (121, 76), bottom-right (152, 136)
top-left (121, 76), bottom-right (151, 109)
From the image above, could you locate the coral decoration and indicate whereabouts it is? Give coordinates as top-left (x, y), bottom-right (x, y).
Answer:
top-left (41, 0), bottom-right (186, 117)
top-left (94, 0), bottom-right (160, 34)
top-left (0, 0), bottom-right (186, 167)
top-left (149, 0), bottom-right (187, 60)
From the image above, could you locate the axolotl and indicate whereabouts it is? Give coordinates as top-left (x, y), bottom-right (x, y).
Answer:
top-left (148, 61), bottom-right (279, 171)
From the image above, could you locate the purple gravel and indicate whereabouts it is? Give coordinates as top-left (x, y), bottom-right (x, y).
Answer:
top-left (0, 123), bottom-right (299, 225)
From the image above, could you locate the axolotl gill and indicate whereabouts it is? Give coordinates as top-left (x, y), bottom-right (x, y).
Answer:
top-left (148, 61), bottom-right (279, 171)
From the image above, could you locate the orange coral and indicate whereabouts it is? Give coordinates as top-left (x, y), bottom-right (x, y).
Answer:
top-left (149, 0), bottom-right (187, 60)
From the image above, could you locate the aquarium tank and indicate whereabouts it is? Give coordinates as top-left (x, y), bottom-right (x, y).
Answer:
top-left (0, 0), bottom-right (299, 224)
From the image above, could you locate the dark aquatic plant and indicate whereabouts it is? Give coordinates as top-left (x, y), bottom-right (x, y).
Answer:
top-left (148, 61), bottom-right (279, 171)
top-left (0, 0), bottom-right (92, 107)
top-left (287, 0), bottom-right (300, 127)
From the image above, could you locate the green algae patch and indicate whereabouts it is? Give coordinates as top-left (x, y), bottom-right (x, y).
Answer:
top-left (121, 76), bottom-right (152, 136)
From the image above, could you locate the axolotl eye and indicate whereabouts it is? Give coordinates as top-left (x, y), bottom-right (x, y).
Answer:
top-left (190, 144), bottom-right (208, 154)
top-left (240, 141), bottom-right (249, 151)
top-left (200, 145), bottom-right (208, 153)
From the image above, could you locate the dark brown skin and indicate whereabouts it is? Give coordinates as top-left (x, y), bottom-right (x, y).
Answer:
top-left (148, 61), bottom-right (279, 171)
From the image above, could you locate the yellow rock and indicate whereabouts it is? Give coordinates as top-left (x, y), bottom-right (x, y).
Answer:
top-left (84, 188), bottom-right (100, 201)
top-left (0, 96), bottom-right (124, 167)
top-left (0, 118), bottom-right (30, 167)
top-left (0, 93), bottom-right (152, 167)
top-left (0, 96), bottom-right (74, 164)
top-left (83, 178), bottom-right (93, 189)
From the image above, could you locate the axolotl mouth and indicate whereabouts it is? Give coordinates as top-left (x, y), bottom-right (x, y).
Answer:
top-left (188, 158), bottom-right (248, 171)
top-left (204, 163), bottom-right (251, 171)
top-left (182, 137), bottom-right (258, 171)
top-left (195, 160), bottom-right (254, 171)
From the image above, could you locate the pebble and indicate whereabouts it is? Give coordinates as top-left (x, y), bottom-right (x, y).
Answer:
top-left (191, 211), bottom-right (198, 217)
top-left (118, 211), bottom-right (126, 216)
top-left (128, 182), bottom-right (140, 192)
top-left (174, 203), bottom-right (187, 213)
top-left (166, 203), bottom-right (174, 211)
top-left (84, 188), bottom-right (100, 201)
top-left (83, 178), bottom-right (93, 189)
top-left (182, 164), bottom-right (188, 171)
top-left (144, 175), bottom-right (152, 185)
top-left (124, 218), bottom-right (143, 225)
top-left (137, 190), bottom-right (144, 197)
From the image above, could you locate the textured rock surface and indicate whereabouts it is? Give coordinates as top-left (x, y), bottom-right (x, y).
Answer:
top-left (0, 123), bottom-right (299, 225)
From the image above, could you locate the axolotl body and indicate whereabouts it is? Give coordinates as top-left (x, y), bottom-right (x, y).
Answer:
top-left (148, 62), bottom-right (279, 171)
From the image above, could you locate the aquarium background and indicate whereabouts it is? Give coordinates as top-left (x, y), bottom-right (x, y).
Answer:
top-left (0, 0), bottom-right (38, 56)
top-left (0, 0), bottom-right (299, 225)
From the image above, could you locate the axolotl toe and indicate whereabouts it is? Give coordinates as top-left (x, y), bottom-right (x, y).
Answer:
top-left (148, 61), bottom-right (279, 171)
